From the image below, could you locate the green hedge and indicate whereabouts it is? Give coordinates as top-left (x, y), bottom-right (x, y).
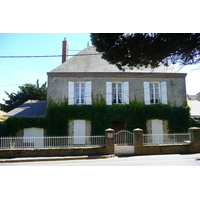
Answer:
top-left (0, 121), bottom-right (9, 137)
top-left (2, 101), bottom-right (190, 136)
top-left (46, 101), bottom-right (190, 136)
top-left (5, 117), bottom-right (47, 136)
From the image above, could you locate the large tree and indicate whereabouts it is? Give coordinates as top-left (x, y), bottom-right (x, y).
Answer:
top-left (0, 80), bottom-right (47, 112)
top-left (90, 33), bottom-right (200, 70)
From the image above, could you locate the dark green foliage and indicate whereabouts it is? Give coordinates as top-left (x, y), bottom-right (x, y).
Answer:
top-left (168, 107), bottom-right (190, 133)
top-left (0, 121), bottom-right (9, 137)
top-left (91, 33), bottom-right (200, 70)
top-left (5, 117), bottom-right (47, 136)
top-left (0, 80), bottom-right (47, 112)
top-left (3, 100), bottom-right (190, 136)
top-left (46, 101), bottom-right (190, 136)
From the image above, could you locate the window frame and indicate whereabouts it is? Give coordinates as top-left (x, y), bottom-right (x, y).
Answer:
top-left (74, 82), bottom-right (86, 105)
top-left (112, 82), bottom-right (123, 104)
top-left (149, 82), bottom-right (161, 104)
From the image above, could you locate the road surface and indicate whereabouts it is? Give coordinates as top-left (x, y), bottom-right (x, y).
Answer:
top-left (1, 153), bottom-right (200, 166)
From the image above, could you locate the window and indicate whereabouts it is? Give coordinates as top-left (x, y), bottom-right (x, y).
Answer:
top-left (68, 81), bottom-right (92, 105)
top-left (144, 82), bottom-right (167, 105)
top-left (150, 83), bottom-right (160, 104)
top-left (74, 120), bottom-right (86, 144)
top-left (151, 119), bottom-right (164, 144)
top-left (112, 83), bottom-right (122, 104)
top-left (106, 82), bottom-right (129, 105)
top-left (75, 83), bottom-right (85, 104)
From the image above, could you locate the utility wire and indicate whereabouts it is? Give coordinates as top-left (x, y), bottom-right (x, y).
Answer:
top-left (0, 53), bottom-right (101, 58)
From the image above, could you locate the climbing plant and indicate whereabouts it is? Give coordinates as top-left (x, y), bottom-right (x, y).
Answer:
top-left (46, 100), bottom-right (190, 136)
top-left (4, 117), bottom-right (47, 136)
top-left (2, 100), bottom-right (190, 136)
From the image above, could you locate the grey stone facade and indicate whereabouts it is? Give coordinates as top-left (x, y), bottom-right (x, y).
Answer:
top-left (47, 72), bottom-right (186, 107)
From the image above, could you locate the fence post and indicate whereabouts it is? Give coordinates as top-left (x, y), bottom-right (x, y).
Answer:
top-left (188, 127), bottom-right (200, 153)
top-left (133, 128), bottom-right (143, 155)
top-left (105, 128), bottom-right (115, 154)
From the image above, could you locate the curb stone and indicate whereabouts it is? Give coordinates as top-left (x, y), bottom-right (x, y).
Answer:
top-left (0, 154), bottom-right (115, 163)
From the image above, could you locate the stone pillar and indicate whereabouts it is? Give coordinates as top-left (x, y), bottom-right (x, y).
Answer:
top-left (133, 128), bottom-right (143, 155)
top-left (189, 127), bottom-right (200, 152)
top-left (105, 128), bottom-right (115, 154)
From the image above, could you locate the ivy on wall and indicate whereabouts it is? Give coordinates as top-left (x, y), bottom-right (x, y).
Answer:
top-left (46, 101), bottom-right (190, 136)
top-left (1, 117), bottom-right (47, 137)
top-left (0, 121), bottom-right (8, 137)
top-left (1, 100), bottom-right (191, 137)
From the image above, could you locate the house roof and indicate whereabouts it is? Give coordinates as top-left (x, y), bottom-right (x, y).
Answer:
top-left (49, 46), bottom-right (179, 73)
top-left (4, 100), bottom-right (46, 118)
top-left (188, 100), bottom-right (200, 118)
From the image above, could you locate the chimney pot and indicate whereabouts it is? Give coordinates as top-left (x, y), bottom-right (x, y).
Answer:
top-left (62, 38), bottom-right (68, 63)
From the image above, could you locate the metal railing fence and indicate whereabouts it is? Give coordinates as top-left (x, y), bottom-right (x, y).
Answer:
top-left (115, 130), bottom-right (134, 146)
top-left (143, 133), bottom-right (191, 145)
top-left (0, 135), bottom-right (106, 149)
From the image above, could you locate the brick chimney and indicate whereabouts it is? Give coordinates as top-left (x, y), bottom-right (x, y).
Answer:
top-left (62, 38), bottom-right (69, 63)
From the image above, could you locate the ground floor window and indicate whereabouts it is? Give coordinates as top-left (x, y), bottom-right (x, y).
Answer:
top-left (74, 120), bottom-right (86, 144)
top-left (151, 119), bottom-right (163, 144)
top-left (23, 128), bottom-right (44, 148)
top-left (68, 120), bottom-right (91, 144)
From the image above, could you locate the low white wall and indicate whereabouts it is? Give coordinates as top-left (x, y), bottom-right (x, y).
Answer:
top-left (114, 144), bottom-right (134, 155)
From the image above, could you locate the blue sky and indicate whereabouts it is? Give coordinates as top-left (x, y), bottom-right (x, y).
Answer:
top-left (0, 33), bottom-right (200, 104)
top-left (0, 33), bottom-right (91, 103)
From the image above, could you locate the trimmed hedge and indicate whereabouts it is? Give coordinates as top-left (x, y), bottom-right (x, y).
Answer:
top-left (46, 101), bottom-right (190, 136)
top-left (2, 101), bottom-right (191, 136)
top-left (0, 121), bottom-right (9, 137)
top-left (5, 117), bottom-right (47, 136)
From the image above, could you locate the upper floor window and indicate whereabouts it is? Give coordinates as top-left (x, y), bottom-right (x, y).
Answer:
top-left (112, 83), bottom-right (122, 104)
top-left (68, 81), bottom-right (91, 105)
top-left (150, 82), bottom-right (160, 104)
top-left (75, 83), bottom-right (85, 104)
top-left (144, 82), bottom-right (167, 105)
top-left (106, 82), bottom-right (129, 105)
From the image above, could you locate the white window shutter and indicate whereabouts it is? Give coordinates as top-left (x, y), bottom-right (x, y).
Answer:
top-left (161, 82), bottom-right (167, 104)
top-left (123, 82), bottom-right (129, 104)
top-left (144, 82), bottom-right (150, 105)
top-left (106, 82), bottom-right (112, 105)
top-left (85, 81), bottom-right (92, 105)
top-left (68, 81), bottom-right (74, 105)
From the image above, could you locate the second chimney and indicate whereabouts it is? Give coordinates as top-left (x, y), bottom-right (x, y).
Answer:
top-left (62, 38), bottom-right (69, 63)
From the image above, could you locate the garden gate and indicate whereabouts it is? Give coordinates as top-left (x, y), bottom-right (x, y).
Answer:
top-left (114, 130), bottom-right (134, 155)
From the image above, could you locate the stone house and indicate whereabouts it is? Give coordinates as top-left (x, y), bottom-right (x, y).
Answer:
top-left (47, 39), bottom-right (187, 138)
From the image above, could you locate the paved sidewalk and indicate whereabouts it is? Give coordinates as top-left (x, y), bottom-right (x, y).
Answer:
top-left (0, 154), bottom-right (115, 163)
